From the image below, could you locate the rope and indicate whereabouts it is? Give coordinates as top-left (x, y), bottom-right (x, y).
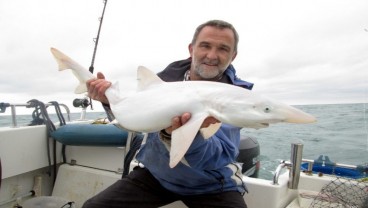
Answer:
top-left (49, 101), bottom-right (66, 126)
top-left (27, 99), bottom-right (58, 184)
top-left (48, 101), bottom-right (68, 163)
top-left (0, 102), bottom-right (9, 113)
top-left (48, 101), bottom-right (69, 183)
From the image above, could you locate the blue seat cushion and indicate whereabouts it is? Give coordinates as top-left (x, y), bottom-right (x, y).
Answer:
top-left (51, 124), bottom-right (128, 146)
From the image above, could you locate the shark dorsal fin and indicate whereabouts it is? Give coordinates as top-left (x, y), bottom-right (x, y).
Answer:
top-left (137, 66), bottom-right (164, 91)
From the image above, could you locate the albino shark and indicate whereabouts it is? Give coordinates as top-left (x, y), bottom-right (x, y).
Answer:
top-left (50, 47), bottom-right (316, 168)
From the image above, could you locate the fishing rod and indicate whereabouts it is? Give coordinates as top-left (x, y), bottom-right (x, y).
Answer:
top-left (89, 0), bottom-right (108, 74)
top-left (74, 0), bottom-right (108, 110)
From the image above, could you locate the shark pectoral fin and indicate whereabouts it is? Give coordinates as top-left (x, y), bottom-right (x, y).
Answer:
top-left (169, 113), bottom-right (208, 168)
top-left (200, 122), bottom-right (222, 139)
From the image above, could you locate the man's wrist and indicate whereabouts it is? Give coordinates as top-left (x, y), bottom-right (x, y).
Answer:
top-left (159, 129), bottom-right (171, 141)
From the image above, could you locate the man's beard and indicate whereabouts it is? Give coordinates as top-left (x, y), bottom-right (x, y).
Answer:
top-left (194, 63), bottom-right (225, 80)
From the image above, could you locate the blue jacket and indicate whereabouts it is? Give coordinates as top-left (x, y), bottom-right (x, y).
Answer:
top-left (136, 58), bottom-right (254, 195)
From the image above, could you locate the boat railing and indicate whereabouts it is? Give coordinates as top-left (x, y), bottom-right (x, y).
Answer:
top-left (272, 160), bottom-right (291, 185)
top-left (272, 143), bottom-right (303, 189)
top-left (0, 102), bottom-right (71, 128)
top-left (301, 158), bottom-right (358, 171)
top-left (272, 143), bottom-right (362, 187)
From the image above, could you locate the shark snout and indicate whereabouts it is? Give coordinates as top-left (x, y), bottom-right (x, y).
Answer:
top-left (282, 106), bottom-right (316, 124)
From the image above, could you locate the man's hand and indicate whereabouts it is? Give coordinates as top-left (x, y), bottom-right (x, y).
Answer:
top-left (86, 72), bottom-right (111, 104)
top-left (164, 113), bottom-right (220, 134)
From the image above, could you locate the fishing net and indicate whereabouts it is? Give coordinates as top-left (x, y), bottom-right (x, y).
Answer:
top-left (309, 177), bottom-right (368, 208)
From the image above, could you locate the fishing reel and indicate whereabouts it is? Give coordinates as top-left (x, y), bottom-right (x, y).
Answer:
top-left (73, 98), bottom-right (90, 108)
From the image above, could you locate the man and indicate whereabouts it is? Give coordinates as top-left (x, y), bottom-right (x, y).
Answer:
top-left (83, 20), bottom-right (253, 208)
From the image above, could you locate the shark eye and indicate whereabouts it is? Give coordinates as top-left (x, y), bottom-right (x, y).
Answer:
top-left (264, 107), bottom-right (271, 113)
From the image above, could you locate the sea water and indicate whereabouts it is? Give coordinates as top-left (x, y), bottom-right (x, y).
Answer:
top-left (243, 103), bottom-right (368, 179)
top-left (1, 103), bottom-right (367, 180)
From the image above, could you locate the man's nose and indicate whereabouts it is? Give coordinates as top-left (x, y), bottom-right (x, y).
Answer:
top-left (206, 48), bottom-right (218, 60)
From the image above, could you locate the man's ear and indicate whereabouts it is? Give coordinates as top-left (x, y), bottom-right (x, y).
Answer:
top-left (188, 43), bottom-right (193, 57)
top-left (231, 51), bottom-right (237, 61)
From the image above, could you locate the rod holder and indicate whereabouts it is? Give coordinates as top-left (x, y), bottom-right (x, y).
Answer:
top-left (288, 143), bottom-right (303, 189)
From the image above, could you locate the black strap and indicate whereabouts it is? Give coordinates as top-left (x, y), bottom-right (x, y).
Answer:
top-left (27, 99), bottom-right (58, 184)
top-left (0, 157), bottom-right (2, 190)
top-left (122, 134), bottom-right (144, 177)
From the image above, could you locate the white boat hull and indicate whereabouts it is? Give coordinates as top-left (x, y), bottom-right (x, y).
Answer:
top-left (1, 122), bottom-right (364, 208)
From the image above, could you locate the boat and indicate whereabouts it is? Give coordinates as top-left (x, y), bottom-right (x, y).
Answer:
top-left (1, 2), bottom-right (367, 207)
top-left (0, 101), bottom-right (367, 208)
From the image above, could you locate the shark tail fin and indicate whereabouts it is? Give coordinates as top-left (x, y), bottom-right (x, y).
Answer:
top-left (75, 83), bottom-right (88, 94)
top-left (50, 47), bottom-right (75, 71)
top-left (50, 47), bottom-right (95, 94)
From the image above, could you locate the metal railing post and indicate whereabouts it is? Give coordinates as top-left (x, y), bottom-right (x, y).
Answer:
top-left (288, 143), bottom-right (303, 189)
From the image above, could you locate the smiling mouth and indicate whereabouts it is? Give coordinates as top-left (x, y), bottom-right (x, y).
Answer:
top-left (203, 60), bottom-right (219, 66)
top-left (202, 63), bottom-right (219, 69)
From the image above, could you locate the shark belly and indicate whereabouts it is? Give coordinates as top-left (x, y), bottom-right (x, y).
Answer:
top-left (107, 86), bottom-right (206, 133)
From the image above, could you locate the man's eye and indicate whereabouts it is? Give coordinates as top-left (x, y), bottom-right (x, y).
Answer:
top-left (220, 47), bottom-right (229, 52)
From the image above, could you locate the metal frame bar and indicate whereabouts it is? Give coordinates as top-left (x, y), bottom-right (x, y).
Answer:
top-left (1, 102), bottom-right (71, 128)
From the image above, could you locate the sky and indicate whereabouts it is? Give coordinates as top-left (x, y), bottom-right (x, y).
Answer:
top-left (1, 0), bottom-right (368, 115)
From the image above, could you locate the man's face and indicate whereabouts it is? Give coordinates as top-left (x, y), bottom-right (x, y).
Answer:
top-left (189, 26), bottom-right (237, 81)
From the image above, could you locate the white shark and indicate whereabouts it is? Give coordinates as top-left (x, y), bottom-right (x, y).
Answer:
top-left (50, 47), bottom-right (316, 168)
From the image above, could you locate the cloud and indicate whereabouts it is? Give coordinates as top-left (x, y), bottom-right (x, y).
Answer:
top-left (1, 0), bottom-right (368, 116)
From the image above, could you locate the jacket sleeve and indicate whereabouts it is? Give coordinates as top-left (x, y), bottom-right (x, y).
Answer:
top-left (183, 124), bottom-right (241, 170)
